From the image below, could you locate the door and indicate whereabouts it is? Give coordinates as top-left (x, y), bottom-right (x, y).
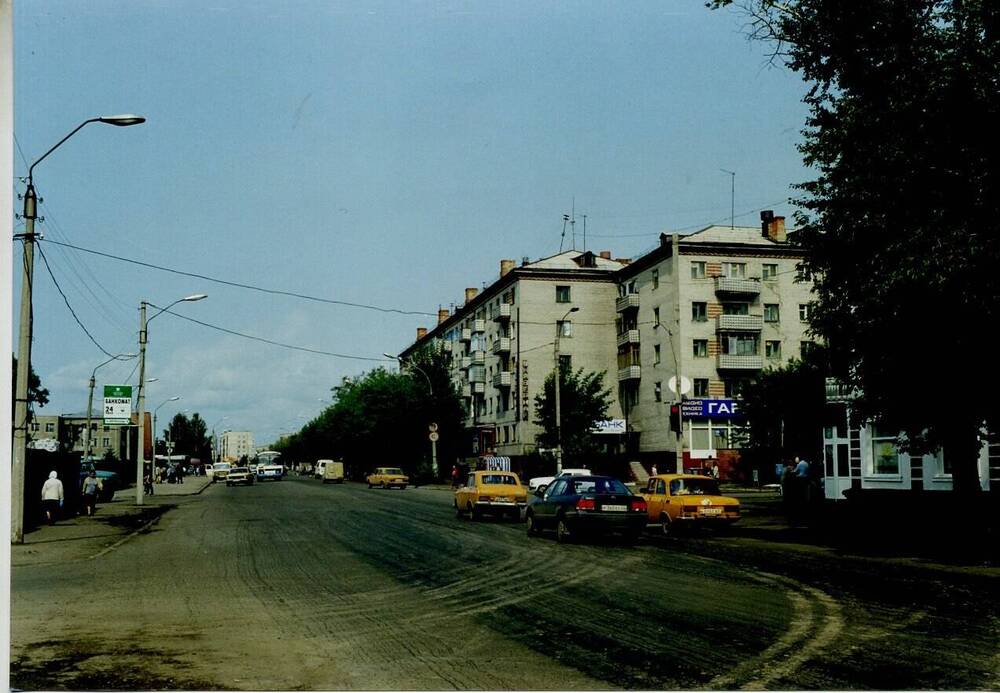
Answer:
top-left (824, 428), bottom-right (852, 500)
top-left (645, 478), bottom-right (666, 521)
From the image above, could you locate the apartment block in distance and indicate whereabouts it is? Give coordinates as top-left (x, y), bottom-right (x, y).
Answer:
top-left (615, 212), bottom-right (815, 476)
top-left (220, 431), bottom-right (255, 462)
top-left (401, 250), bottom-right (630, 468)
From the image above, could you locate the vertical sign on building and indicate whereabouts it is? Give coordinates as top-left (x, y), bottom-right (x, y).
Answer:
top-left (103, 385), bottom-right (133, 425)
top-left (520, 360), bottom-right (530, 421)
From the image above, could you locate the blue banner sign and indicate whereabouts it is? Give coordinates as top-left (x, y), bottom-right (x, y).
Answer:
top-left (681, 398), bottom-right (742, 419)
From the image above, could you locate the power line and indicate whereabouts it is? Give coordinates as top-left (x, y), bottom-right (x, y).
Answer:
top-left (148, 304), bottom-right (391, 362)
top-left (40, 239), bottom-right (438, 317)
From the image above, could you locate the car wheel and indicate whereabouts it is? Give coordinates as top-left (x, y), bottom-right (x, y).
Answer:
top-left (367, 482), bottom-right (373, 488)
top-left (661, 513), bottom-right (673, 536)
top-left (525, 512), bottom-right (540, 536)
top-left (400, 485), bottom-right (407, 490)
top-left (556, 517), bottom-right (573, 544)
top-left (454, 501), bottom-right (464, 519)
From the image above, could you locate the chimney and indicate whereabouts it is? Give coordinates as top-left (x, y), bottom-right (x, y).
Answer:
top-left (761, 210), bottom-right (787, 243)
top-left (500, 259), bottom-right (515, 277)
top-left (599, 250), bottom-right (611, 260)
top-left (464, 287), bottom-right (478, 304)
top-left (437, 308), bottom-right (449, 324)
top-left (416, 327), bottom-right (428, 340)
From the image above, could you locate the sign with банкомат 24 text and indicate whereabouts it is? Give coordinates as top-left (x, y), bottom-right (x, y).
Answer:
top-left (103, 384), bottom-right (133, 425)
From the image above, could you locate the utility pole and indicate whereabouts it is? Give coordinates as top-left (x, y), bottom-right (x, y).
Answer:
top-left (137, 302), bottom-right (148, 504)
top-left (11, 178), bottom-right (36, 544)
top-left (553, 306), bottom-right (579, 475)
top-left (721, 169), bottom-right (735, 229)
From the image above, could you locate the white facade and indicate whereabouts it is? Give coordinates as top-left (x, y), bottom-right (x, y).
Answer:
top-left (221, 431), bottom-right (254, 462)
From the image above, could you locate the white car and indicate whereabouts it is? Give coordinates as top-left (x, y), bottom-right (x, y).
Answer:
top-left (527, 468), bottom-right (592, 493)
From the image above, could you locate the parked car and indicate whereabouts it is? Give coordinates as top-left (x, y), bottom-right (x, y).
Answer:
top-left (367, 467), bottom-right (408, 489)
top-left (454, 470), bottom-right (527, 520)
top-left (524, 475), bottom-right (647, 544)
top-left (211, 462), bottom-right (231, 482)
top-left (527, 468), bottom-right (592, 493)
top-left (226, 466), bottom-right (254, 487)
top-left (638, 474), bottom-right (740, 535)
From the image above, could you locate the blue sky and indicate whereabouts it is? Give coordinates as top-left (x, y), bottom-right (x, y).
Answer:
top-left (13, 0), bottom-right (810, 445)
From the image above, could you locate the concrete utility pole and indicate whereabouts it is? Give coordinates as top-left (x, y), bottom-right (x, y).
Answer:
top-left (11, 113), bottom-right (144, 543)
top-left (553, 306), bottom-right (579, 475)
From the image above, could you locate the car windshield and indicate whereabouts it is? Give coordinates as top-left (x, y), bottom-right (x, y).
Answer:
top-left (481, 474), bottom-right (517, 485)
top-left (383, 468), bottom-right (404, 475)
top-left (214, 464), bottom-right (230, 471)
top-left (672, 479), bottom-right (721, 495)
top-left (568, 478), bottom-right (629, 495)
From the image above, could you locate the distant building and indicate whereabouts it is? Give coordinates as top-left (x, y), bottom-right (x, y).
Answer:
top-left (221, 431), bottom-right (254, 462)
top-left (29, 411), bottom-right (132, 462)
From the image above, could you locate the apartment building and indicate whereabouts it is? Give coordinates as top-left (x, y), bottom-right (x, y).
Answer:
top-left (221, 431), bottom-right (255, 462)
top-left (401, 250), bottom-right (628, 465)
top-left (616, 213), bottom-right (815, 474)
top-left (28, 412), bottom-right (131, 461)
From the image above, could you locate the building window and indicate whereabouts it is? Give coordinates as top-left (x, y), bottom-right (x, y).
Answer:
top-left (871, 426), bottom-right (900, 475)
top-left (722, 302), bottom-right (749, 315)
top-left (724, 379), bottom-right (750, 398)
top-left (556, 286), bottom-right (571, 303)
top-left (557, 320), bottom-right (573, 338)
top-left (691, 261), bottom-right (706, 279)
top-left (800, 341), bottom-right (815, 357)
top-left (723, 262), bottom-right (747, 278)
top-left (693, 378), bottom-right (709, 397)
top-left (654, 381), bottom-right (662, 402)
top-left (693, 340), bottom-right (708, 358)
top-left (30, 422), bottom-right (39, 432)
top-left (765, 340), bottom-right (781, 359)
top-left (651, 269), bottom-right (659, 290)
top-left (620, 384), bottom-right (639, 408)
top-left (45, 422), bottom-right (55, 433)
top-left (721, 333), bottom-right (759, 356)
top-left (764, 304), bottom-right (780, 322)
top-left (762, 263), bottom-right (778, 280)
top-left (799, 303), bottom-right (812, 321)
top-left (692, 302), bottom-right (707, 322)
top-left (796, 263), bottom-right (812, 281)
top-left (653, 307), bottom-right (660, 327)
top-left (102, 437), bottom-right (110, 447)
top-left (559, 354), bottom-right (572, 372)
top-left (653, 344), bottom-right (661, 365)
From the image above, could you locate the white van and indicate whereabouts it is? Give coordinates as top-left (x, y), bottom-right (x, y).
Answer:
top-left (315, 459), bottom-right (333, 479)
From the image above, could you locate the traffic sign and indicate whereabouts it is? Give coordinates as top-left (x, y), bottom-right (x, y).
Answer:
top-left (667, 376), bottom-right (691, 395)
top-left (103, 384), bottom-right (133, 425)
top-left (428, 431), bottom-right (440, 442)
top-left (428, 422), bottom-right (438, 433)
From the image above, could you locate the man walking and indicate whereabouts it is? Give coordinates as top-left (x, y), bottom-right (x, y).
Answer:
top-left (41, 471), bottom-right (64, 525)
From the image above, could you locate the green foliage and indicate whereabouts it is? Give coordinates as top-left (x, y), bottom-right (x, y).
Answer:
top-left (274, 344), bottom-right (467, 480)
top-left (710, 0), bottom-right (1000, 493)
top-left (165, 412), bottom-right (211, 461)
top-left (12, 355), bottom-right (49, 412)
top-left (533, 365), bottom-right (613, 466)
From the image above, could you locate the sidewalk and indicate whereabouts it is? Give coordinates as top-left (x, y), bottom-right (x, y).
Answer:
top-left (11, 476), bottom-right (213, 567)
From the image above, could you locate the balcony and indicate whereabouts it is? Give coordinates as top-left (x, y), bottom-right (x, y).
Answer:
top-left (471, 382), bottom-right (485, 394)
top-left (469, 369), bottom-right (486, 383)
top-left (616, 293), bottom-right (640, 313)
top-left (461, 384), bottom-right (472, 398)
top-left (470, 350), bottom-right (485, 365)
top-left (491, 303), bottom-right (511, 321)
top-left (458, 356), bottom-right (472, 370)
top-left (459, 328), bottom-right (472, 342)
top-left (825, 377), bottom-right (855, 402)
top-left (492, 371), bottom-right (512, 388)
top-left (717, 314), bottom-right (763, 332)
top-left (491, 337), bottom-right (511, 354)
top-left (617, 365), bottom-right (641, 381)
top-left (472, 319), bottom-right (486, 333)
top-left (714, 276), bottom-right (761, 296)
top-left (616, 329), bottom-right (640, 347)
top-left (717, 354), bottom-right (764, 370)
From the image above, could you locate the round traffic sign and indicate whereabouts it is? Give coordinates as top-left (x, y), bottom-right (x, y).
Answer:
top-left (428, 422), bottom-right (438, 433)
top-left (428, 431), bottom-right (440, 442)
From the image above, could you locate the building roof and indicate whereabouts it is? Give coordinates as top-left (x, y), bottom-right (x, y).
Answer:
top-left (683, 224), bottom-right (780, 246)
top-left (526, 249), bottom-right (625, 271)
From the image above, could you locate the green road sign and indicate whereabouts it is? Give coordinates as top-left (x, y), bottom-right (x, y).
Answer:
top-left (103, 384), bottom-right (133, 425)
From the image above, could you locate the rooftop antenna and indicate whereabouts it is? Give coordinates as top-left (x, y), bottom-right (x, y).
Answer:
top-left (582, 213), bottom-right (587, 252)
top-left (571, 197), bottom-right (576, 250)
top-left (721, 169), bottom-right (735, 229)
top-left (560, 214), bottom-right (569, 252)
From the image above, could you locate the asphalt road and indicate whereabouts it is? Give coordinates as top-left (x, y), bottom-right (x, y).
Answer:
top-left (10, 476), bottom-right (1000, 690)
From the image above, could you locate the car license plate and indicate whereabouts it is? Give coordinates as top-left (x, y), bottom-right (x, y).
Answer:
top-left (699, 507), bottom-right (723, 516)
top-left (602, 504), bottom-right (627, 512)
top-left (495, 497), bottom-right (510, 502)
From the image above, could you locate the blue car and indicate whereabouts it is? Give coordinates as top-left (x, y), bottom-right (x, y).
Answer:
top-left (524, 475), bottom-right (647, 544)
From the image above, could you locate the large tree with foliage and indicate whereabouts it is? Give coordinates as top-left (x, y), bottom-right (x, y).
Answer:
top-left (534, 366), bottom-right (613, 466)
top-left (711, 0), bottom-right (999, 493)
top-left (12, 355), bottom-right (49, 412)
top-left (162, 412), bottom-right (211, 461)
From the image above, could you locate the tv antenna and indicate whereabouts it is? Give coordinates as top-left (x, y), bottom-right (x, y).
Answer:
top-left (560, 214), bottom-right (569, 252)
top-left (721, 169), bottom-right (735, 229)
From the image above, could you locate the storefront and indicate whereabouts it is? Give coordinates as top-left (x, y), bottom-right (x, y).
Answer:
top-left (680, 398), bottom-right (745, 477)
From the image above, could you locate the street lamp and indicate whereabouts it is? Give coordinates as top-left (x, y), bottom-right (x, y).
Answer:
top-left (210, 416), bottom-right (229, 464)
top-left (384, 352), bottom-right (438, 476)
top-left (84, 353), bottom-right (138, 463)
top-left (152, 396), bottom-right (181, 468)
top-left (655, 322), bottom-right (685, 474)
top-left (136, 294), bottom-right (207, 505)
top-left (12, 114), bottom-right (145, 543)
top-left (553, 307), bottom-right (579, 475)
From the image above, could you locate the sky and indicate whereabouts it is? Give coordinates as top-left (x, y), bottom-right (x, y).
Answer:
top-left (12, 0), bottom-right (812, 447)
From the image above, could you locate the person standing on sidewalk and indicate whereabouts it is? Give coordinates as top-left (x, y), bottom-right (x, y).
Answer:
top-left (143, 472), bottom-right (155, 496)
top-left (80, 470), bottom-right (103, 516)
top-left (40, 471), bottom-right (64, 525)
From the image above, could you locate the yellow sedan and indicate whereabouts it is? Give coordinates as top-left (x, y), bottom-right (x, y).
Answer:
top-left (638, 474), bottom-right (740, 535)
top-left (366, 467), bottom-right (409, 489)
top-left (454, 470), bottom-right (527, 520)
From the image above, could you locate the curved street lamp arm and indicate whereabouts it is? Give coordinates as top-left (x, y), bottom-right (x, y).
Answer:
top-left (27, 118), bottom-right (102, 182)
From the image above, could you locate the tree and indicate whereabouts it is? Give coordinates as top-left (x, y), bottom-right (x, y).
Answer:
top-left (534, 365), bottom-right (613, 466)
top-left (710, 0), bottom-right (1000, 493)
top-left (165, 412), bottom-right (211, 461)
top-left (12, 355), bottom-right (49, 413)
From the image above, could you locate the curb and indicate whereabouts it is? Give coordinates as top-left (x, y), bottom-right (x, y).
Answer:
top-left (88, 508), bottom-right (167, 560)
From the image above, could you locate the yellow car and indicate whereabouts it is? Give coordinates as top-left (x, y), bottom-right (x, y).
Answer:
top-left (638, 474), bottom-right (740, 535)
top-left (367, 467), bottom-right (409, 489)
top-left (454, 470), bottom-right (527, 520)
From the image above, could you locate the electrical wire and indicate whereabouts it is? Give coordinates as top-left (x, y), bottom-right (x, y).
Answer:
top-left (41, 239), bottom-right (438, 317)
top-left (148, 304), bottom-right (392, 362)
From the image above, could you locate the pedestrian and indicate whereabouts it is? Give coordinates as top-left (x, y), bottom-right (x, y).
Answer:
top-left (710, 460), bottom-right (720, 480)
top-left (451, 464), bottom-right (459, 489)
top-left (794, 456), bottom-right (810, 478)
top-left (143, 472), bottom-right (155, 496)
top-left (80, 470), bottom-right (103, 516)
top-left (650, 463), bottom-right (658, 477)
top-left (41, 471), bottom-right (64, 525)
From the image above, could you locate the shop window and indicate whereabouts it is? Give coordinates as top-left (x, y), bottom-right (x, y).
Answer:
top-left (691, 424), bottom-right (711, 449)
top-left (870, 426), bottom-right (900, 475)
